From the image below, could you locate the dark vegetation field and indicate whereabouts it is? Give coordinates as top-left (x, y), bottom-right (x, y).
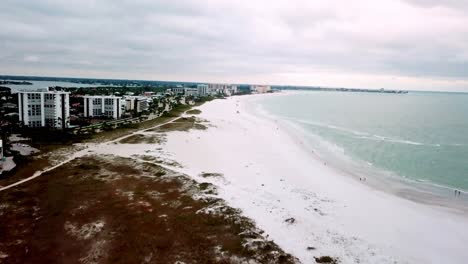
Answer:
top-left (0, 156), bottom-right (297, 264)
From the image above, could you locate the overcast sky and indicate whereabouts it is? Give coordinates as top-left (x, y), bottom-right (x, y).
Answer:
top-left (1, 0), bottom-right (468, 91)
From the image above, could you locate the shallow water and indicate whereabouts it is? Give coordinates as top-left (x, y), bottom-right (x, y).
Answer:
top-left (3, 80), bottom-right (98, 92)
top-left (257, 91), bottom-right (468, 192)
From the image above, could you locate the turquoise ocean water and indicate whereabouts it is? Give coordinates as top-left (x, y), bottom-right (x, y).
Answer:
top-left (257, 91), bottom-right (468, 192)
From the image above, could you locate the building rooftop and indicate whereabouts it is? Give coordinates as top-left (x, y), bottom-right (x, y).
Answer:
top-left (18, 88), bottom-right (70, 94)
top-left (83, 95), bottom-right (121, 98)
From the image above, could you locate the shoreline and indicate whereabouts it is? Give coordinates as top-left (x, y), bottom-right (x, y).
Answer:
top-left (249, 92), bottom-right (468, 214)
top-left (159, 94), bottom-right (468, 263)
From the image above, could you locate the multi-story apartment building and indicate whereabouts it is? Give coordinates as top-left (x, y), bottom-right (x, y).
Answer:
top-left (18, 89), bottom-right (70, 129)
top-left (197, 84), bottom-right (209, 96)
top-left (172, 87), bottom-right (185, 94)
top-left (208, 83), bottom-right (238, 96)
top-left (83, 95), bottom-right (123, 119)
top-left (184, 88), bottom-right (199, 97)
top-left (250, 85), bottom-right (271, 93)
top-left (230, 85), bottom-right (238, 95)
top-left (124, 96), bottom-right (150, 113)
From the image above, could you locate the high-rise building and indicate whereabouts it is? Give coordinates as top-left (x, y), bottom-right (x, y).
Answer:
top-left (83, 95), bottom-right (123, 119)
top-left (184, 88), bottom-right (199, 96)
top-left (17, 89), bottom-right (70, 129)
top-left (124, 96), bottom-right (150, 113)
top-left (250, 85), bottom-right (271, 93)
top-left (197, 84), bottom-right (209, 96)
top-left (208, 83), bottom-right (238, 96)
top-left (172, 87), bottom-right (185, 94)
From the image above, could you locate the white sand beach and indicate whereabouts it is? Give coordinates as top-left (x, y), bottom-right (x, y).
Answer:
top-left (154, 95), bottom-right (468, 264)
top-left (65, 94), bottom-right (468, 263)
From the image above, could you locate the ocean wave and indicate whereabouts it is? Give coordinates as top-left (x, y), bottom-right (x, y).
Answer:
top-left (285, 117), bottom-right (447, 147)
top-left (281, 117), bottom-right (468, 194)
top-left (352, 135), bottom-right (437, 146)
top-left (288, 118), bottom-right (370, 136)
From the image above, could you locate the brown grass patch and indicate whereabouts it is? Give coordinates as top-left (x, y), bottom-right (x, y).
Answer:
top-left (133, 155), bottom-right (183, 168)
top-left (148, 117), bottom-right (208, 132)
top-left (0, 156), bottom-right (297, 264)
top-left (0, 156), bottom-right (50, 187)
top-left (186, 109), bottom-right (202, 115)
top-left (87, 116), bottom-right (175, 143)
top-left (119, 134), bottom-right (166, 144)
top-left (200, 172), bottom-right (224, 178)
top-left (315, 256), bottom-right (339, 263)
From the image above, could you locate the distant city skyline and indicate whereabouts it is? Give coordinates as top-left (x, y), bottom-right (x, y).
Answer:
top-left (1, 0), bottom-right (468, 92)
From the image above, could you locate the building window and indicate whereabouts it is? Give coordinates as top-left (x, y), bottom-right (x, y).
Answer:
top-left (28, 120), bottom-right (42, 127)
top-left (27, 105), bottom-right (41, 116)
top-left (27, 93), bottom-right (41, 100)
top-left (45, 118), bottom-right (56, 127)
top-left (45, 94), bottom-right (55, 100)
top-left (93, 109), bottom-right (102, 116)
top-left (104, 98), bottom-right (114, 105)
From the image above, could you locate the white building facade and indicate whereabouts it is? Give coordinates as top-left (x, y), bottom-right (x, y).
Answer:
top-left (18, 90), bottom-right (70, 129)
top-left (250, 85), bottom-right (271, 93)
top-left (184, 88), bottom-right (199, 96)
top-left (197, 84), bottom-right (209, 96)
top-left (172, 87), bottom-right (185, 94)
top-left (230, 85), bottom-right (238, 95)
top-left (208, 83), bottom-right (238, 96)
top-left (124, 96), bottom-right (150, 113)
top-left (83, 95), bottom-right (123, 119)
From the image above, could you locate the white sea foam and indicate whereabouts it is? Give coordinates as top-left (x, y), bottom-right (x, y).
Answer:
top-left (353, 135), bottom-right (441, 147)
top-left (285, 116), bottom-right (448, 147)
top-left (286, 117), bottom-right (370, 136)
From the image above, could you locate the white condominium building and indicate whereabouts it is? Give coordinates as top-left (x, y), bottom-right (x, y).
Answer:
top-left (83, 95), bottom-right (123, 119)
top-left (124, 96), bottom-right (150, 113)
top-left (18, 89), bottom-right (70, 129)
top-left (197, 84), bottom-right (209, 96)
top-left (184, 88), bottom-right (199, 96)
top-left (250, 85), bottom-right (271, 93)
top-left (172, 87), bottom-right (185, 94)
top-left (208, 83), bottom-right (238, 96)
top-left (172, 87), bottom-right (200, 96)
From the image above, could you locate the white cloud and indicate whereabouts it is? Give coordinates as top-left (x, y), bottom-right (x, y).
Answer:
top-left (23, 55), bottom-right (40, 62)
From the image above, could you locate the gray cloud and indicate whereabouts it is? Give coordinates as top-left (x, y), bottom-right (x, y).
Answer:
top-left (403, 0), bottom-right (468, 9)
top-left (0, 0), bottom-right (467, 91)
